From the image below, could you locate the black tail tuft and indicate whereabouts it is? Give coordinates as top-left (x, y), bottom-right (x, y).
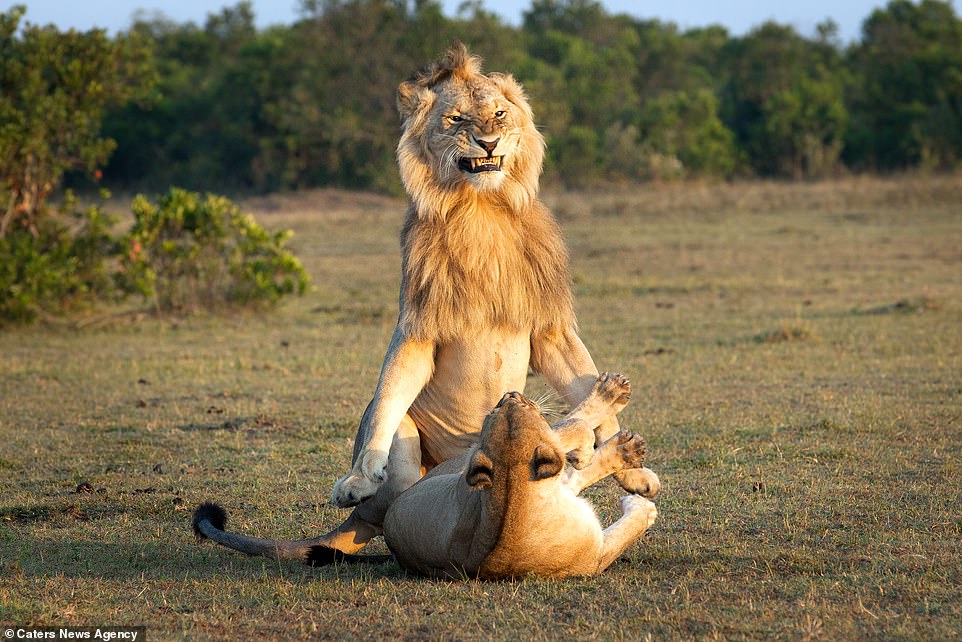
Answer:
top-left (305, 545), bottom-right (345, 566)
top-left (306, 545), bottom-right (394, 567)
top-left (192, 502), bottom-right (228, 539)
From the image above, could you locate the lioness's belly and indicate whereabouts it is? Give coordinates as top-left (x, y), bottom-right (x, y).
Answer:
top-left (409, 330), bottom-right (530, 464)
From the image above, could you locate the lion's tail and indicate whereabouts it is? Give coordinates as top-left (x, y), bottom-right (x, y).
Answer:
top-left (191, 502), bottom-right (393, 567)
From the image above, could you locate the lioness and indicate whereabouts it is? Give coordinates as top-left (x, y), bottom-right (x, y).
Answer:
top-left (195, 42), bottom-right (659, 558)
top-left (194, 373), bottom-right (657, 578)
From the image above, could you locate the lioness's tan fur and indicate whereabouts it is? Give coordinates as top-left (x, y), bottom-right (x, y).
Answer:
top-left (384, 374), bottom-right (657, 578)
top-left (193, 374), bottom-right (658, 578)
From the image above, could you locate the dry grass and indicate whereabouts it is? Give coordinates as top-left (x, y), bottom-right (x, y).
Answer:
top-left (1, 175), bottom-right (960, 640)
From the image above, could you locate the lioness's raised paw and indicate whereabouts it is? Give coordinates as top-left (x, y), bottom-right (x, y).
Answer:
top-left (620, 494), bottom-right (658, 529)
top-left (330, 450), bottom-right (390, 508)
top-left (613, 431), bottom-right (647, 469)
top-left (614, 466), bottom-right (661, 499)
top-left (566, 445), bottom-right (594, 470)
top-left (591, 371), bottom-right (631, 414)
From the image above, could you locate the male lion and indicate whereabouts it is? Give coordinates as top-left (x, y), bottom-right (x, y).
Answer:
top-left (194, 42), bottom-right (659, 560)
top-left (194, 373), bottom-right (658, 578)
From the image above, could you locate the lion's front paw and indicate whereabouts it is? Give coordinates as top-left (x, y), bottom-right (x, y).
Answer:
top-left (331, 472), bottom-right (374, 508)
top-left (614, 467), bottom-right (661, 499)
top-left (330, 450), bottom-right (390, 508)
top-left (591, 371), bottom-right (631, 414)
top-left (620, 495), bottom-right (658, 528)
top-left (360, 449), bottom-right (389, 484)
top-left (613, 431), bottom-right (647, 469)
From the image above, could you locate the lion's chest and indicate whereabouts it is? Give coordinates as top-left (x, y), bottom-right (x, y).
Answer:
top-left (410, 331), bottom-right (530, 463)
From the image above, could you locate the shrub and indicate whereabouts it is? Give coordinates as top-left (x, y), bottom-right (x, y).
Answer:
top-left (0, 5), bottom-right (151, 236)
top-left (638, 89), bottom-right (740, 179)
top-left (120, 188), bottom-right (309, 312)
top-left (0, 193), bottom-right (120, 323)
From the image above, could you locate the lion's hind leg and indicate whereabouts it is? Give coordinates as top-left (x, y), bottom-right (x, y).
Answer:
top-left (318, 414), bottom-right (424, 556)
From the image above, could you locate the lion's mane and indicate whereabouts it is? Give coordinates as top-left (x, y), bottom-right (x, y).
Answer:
top-left (395, 43), bottom-right (575, 343)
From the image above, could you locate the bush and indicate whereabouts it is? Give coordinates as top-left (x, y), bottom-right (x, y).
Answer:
top-left (638, 90), bottom-right (740, 179)
top-left (120, 188), bottom-right (309, 312)
top-left (0, 194), bottom-right (121, 323)
top-left (0, 5), bottom-right (151, 236)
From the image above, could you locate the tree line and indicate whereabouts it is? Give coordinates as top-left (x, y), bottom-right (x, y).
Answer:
top-left (15, 0), bottom-right (962, 196)
top-left (2, 0), bottom-right (959, 321)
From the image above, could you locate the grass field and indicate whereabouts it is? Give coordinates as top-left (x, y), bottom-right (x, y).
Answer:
top-left (1, 176), bottom-right (960, 640)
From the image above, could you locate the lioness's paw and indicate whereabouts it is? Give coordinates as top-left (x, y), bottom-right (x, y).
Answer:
top-left (591, 371), bottom-right (631, 413)
top-left (620, 495), bottom-right (658, 528)
top-left (614, 467), bottom-right (661, 499)
top-left (566, 444), bottom-right (594, 470)
top-left (614, 431), bottom-right (647, 468)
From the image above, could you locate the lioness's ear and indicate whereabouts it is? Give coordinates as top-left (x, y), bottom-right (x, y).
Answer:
top-left (466, 450), bottom-right (494, 489)
top-left (531, 444), bottom-right (563, 481)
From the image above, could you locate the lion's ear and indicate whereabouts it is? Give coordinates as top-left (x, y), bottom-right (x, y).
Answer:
top-left (397, 81), bottom-right (421, 120)
top-left (530, 444), bottom-right (563, 481)
top-left (489, 72), bottom-right (533, 120)
top-left (397, 81), bottom-right (436, 123)
top-left (466, 449), bottom-right (494, 489)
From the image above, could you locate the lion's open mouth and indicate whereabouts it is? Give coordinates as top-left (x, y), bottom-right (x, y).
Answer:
top-left (458, 156), bottom-right (503, 173)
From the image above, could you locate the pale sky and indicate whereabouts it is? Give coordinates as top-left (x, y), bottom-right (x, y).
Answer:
top-left (9, 0), bottom-right (953, 43)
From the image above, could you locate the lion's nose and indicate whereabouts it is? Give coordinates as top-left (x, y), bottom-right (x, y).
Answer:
top-left (475, 136), bottom-right (500, 156)
top-left (496, 391), bottom-right (522, 408)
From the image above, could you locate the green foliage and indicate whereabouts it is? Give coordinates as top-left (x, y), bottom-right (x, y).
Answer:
top-left (638, 89), bottom-right (740, 179)
top-left (9, 0), bottom-right (962, 195)
top-left (718, 21), bottom-right (849, 178)
top-left (846, 0), bottom-right (962, 169)
top-left (0, 7), bottom-right (309, 323)
top-left (107, 0), bottom-right (453, 193)
top-left (0, 5), bottom-right (151, 235)
top-left (760, 70), bottom-right (848, 178)
top-left (120, 189), bottom-right (309, 312)
top-left (0, 194), bottom-right (120, 322)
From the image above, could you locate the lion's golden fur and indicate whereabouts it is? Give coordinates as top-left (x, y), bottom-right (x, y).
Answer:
top-left (395, 43), bottom-right (574, 343)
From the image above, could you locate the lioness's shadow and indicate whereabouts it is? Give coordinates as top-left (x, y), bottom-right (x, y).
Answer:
top-left (0, 530), bottom-right (403, 582)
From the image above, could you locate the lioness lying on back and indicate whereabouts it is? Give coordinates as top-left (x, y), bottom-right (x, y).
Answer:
top-left (193, 373), bottom-right (657, 578)
top-left (383, 372), bottom-right (657, 578)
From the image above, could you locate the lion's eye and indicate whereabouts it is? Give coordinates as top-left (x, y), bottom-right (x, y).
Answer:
top-left (495, 110), bottom-right (506, 118)
top-left (448, 115), bottom-right (464, 123)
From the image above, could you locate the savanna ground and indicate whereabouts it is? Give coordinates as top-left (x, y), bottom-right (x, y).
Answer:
top-left (1, 176), bottom-right (960, 640)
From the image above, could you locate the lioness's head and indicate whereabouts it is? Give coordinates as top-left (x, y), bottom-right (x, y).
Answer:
top-left (466, 392), bottom-right (565, 490)
top-left (396, 42), bottom-right (545, 218)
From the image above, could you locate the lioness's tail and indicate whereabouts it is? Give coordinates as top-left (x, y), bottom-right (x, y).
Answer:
top-left (191, 502), bottom-right (393, 567)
